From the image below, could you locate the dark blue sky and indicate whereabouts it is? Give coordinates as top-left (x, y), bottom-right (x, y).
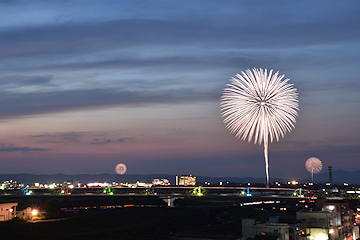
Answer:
top-left (0, 1), bottom-right (359, 181)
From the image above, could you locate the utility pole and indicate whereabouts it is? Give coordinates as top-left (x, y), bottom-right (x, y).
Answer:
top-left (328, 166), bottom-right (333, 185)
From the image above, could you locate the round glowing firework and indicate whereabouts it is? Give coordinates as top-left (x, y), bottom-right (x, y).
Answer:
top-left (220, 68), bottom-right (299, 187)
top-left (305, 157), bottom-right (322, 182)
top-left (115, 163), bottom-right (127, 175)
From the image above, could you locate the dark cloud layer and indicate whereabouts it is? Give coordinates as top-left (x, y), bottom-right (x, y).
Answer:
top-left (0, 75), bottom-right (52, 86)
top-left (1, 10), bottom-right (359, 60)
top-left (0, 2), bottom-right (358, 119)
top-left (30, 132), bottom-right (90, 143)
top-left (0, 87), bottom-right (220, 118)
top-left (118, 138), bottom-right (131, 142)
top-left (0, 144), bottom-right (48, 152)
top-left (91, 138), bottom-right (112, 144)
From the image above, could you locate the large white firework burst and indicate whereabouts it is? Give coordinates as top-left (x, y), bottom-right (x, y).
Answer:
top-left (220, 68), bottom-right (299, 187)
top-left (305, 157), bottom-right (322, 182)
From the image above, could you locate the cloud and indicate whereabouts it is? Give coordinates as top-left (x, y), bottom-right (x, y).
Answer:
top-left (91, 138), bottom-right (112, 144)
top-left (117, 138), bottom-right (132, 142)
top-left (90, 137), bottom-right (133, 144)
top-left (29, 132), bottom-right (133, 145)
top-left (1, 2), bottom-right (359, 61)
top-left (0, 144), bottom-right (48, 152)
top-left (0, 86), bottom-right (220, 118)
top-left (0, 75), bottom-right (52, 86)
top-left (30, 131), bottom-right (90, 143)
top-left (0, 2), bottom-right (358, 120)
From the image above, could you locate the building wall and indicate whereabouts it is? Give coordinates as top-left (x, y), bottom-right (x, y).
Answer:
top-left (254, 224), bottom-right (290, 240)
top-left (242, 218), bottom-right (290, 240)
top-left (18, 207), bottom-right (33, 220)
top-left (353, 226), bottom-right (359, 239)
top-left (296, 211), bottom-right (340, 240)
top-left (0, 203), bottom-right (18, 221)
top-left (242, 218), bottom-right (256, 238)
top-left (306, 228), bottom-right (329, 240)
top-left (296, 212), bottom-right (333, 228)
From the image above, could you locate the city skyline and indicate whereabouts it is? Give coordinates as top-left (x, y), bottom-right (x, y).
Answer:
top-left (0, 1), bottom-right (359, 180)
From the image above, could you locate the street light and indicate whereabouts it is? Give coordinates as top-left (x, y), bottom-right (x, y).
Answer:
top-left (32, 209), bottom-right (38, 216)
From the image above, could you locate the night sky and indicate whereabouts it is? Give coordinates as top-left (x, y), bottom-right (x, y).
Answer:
top-left (0, 1), bottom-right (359, 181)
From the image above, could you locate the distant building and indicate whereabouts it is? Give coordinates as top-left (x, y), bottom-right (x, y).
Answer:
top-left (0, 203), bottom-right (18, 221)
top-left (1, 180), bottom-right (17, 190)
top-left (135, 181), bottom-right (152, 188)
top-left (176, 175), bottom-right (196, 186)
top-left (87, 182), bottom-right (111, 188)
top-left (152, 179), bottom-right (170, 186)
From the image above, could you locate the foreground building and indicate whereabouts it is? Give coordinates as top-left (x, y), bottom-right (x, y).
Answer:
top-left (0, 202), bottom-right (18, 221)
top-left (242, 218), bottom-right (290, 240)
top-left (242, 217), bottom-right (306, 240)
top-left (296, 210), bottom-right (340, 240)
top-left (296, 200), bottom-right (356, 240)
top-left (241, 197), bottom-right (360, 240)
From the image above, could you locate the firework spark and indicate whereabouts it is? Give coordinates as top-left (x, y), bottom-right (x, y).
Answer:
top-left (305, 157), bottom-right (322, 182)
top-left (220, 68), bottom-right (299, 187)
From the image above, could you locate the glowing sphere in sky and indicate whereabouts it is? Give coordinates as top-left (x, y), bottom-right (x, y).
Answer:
top-left (115, 163), bottom-right (127, 175)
